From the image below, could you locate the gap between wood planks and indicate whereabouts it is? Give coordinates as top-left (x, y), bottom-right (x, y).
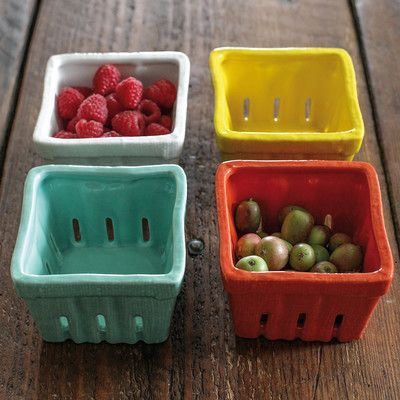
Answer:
top-left (348, 0), bottom-right (400, 253)
top-left (0, 0), bottom-right (42, 178)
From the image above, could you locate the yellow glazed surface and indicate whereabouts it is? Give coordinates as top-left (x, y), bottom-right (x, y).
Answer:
top-left (209, 47), bottom-right (364, 160)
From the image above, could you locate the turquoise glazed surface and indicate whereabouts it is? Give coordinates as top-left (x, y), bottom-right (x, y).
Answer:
top-left (11, 164), bottom-right (187, 344)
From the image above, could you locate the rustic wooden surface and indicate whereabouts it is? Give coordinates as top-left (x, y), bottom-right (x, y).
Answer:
top-left (0, 0), bottom-right (36, 162)
top-left (351, 0), bottom-right (400, 244)
top-left (0, 1), bottom-right (399, 399)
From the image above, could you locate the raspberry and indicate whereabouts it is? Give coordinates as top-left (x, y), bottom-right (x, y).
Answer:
top-left (116, 77), bottom-right (143, 109)
top-left (53, 130), bottom-right (78, 139)
top-left (93, 64), bottom-right (121, 96)
top-left (106, 93), bottom-right (123, 122)
top-left (75, 119), bottom-right (104, 138)
top-left (72, 86), bottom-right (93, 98)
top-left (57, 87), bottom-right (85, 119)
top-left (138, 99), bottom-right (161, 125)
top-left (65, 116), bottom-right (79, 133)
top-left (144, 79), bottom-right (176, 109)
top-left (112, 111), bottom-right (145, 136)
top-left (102, 131), bottom-right (121, 137)
top-left (77, 94), bottom-right (108, 124)
top-left (159, 115), bottom-right (173, 130)
top-left (145, 123), bottom-right (170, 136)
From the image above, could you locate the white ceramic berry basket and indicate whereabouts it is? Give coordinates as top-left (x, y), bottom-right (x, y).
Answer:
top-left (33, 52), bottom-right (190, 165)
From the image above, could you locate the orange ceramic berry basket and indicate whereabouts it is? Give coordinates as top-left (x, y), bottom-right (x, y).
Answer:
top-left (215, 160), bottom-right (393, 342)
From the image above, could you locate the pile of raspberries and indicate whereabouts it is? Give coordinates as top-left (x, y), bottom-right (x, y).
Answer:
top-left (54, 64), bottom-right (176, 138)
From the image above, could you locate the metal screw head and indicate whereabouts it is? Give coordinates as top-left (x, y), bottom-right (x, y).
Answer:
top-left (187, 239), bottom-right (205, 257)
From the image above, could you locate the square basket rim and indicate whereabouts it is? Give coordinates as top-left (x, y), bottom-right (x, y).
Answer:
top-left (209, 47), bottom-right (364, 145)
top-left (11, 164), bottom-right (187, 291)
top-left (215, 160), bottom-right (393, 292)
top-left (32, 51), bottom-right (190, 159)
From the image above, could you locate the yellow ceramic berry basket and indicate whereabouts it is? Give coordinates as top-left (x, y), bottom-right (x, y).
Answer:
top-left (209, 47), bottom-right (364, 161)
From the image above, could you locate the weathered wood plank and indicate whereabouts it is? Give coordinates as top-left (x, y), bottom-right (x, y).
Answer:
top-left (0, 0), bottom-right (37, 163)
top-left (0, 1), bottom-right (39, 398)
top-left (0, 0), bottom-right (398, 399)
top-left (351, 0), bottom-right (400, 242)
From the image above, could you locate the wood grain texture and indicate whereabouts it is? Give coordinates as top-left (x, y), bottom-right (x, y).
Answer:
top-left (0, 0), bottom-right (398, 399)
top-left (0, 2), bottom-right (39, 397)
top-left (351, 0), bottom-right (400, 241)
top-left (0, 0), bottom-right (37, 161)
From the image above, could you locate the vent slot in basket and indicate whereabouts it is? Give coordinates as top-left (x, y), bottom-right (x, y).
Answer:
top-left (105, 218), bottom-right (114, 241)
top-left (59, 316), bottom-right (69, 332)
top-left (305, 97), bottom-right (311, 121)
top-left (72, 218), bottom-right (81, 242)
top-left (142, 218), bottom-right (150, 242)
top-left (260, 313), bottom-right (269, 327)
top-left (273, 97), bottom-right (280, 121)
top-left (297, 313), bottom-right (306, 328)
top-left (96, 314), bottom-right (107, 332)
top-left (134, 316), bottom-right (143, 333)
top-left (334, 314), bottom-right (344, 329)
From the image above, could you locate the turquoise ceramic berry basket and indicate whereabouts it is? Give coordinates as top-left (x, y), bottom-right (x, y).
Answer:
top-left (11, 164), bottom-right (187, 344)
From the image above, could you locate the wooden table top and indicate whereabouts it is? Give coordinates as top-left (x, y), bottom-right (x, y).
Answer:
top-left (0, 0), bottom-right (399, 399)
